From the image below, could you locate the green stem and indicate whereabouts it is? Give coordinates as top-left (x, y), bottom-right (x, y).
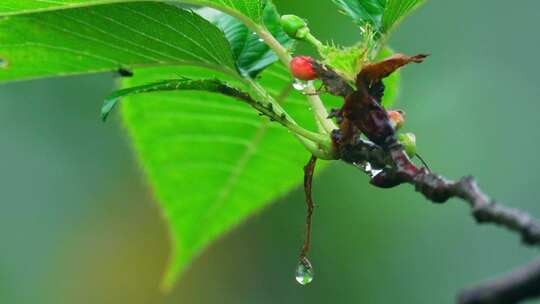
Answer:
top-left (252, 25), bottom-right (292, 66)
top-left (247, 23), bottom-right (337, 135)
top-left (219, 7), bottom-right (337, 153)
top-left (304, 33), bottom-right (324, 50)
top-left (304, 89), bottom-right (337, 134)
top-left (243, 78), bottom-right (336, 159)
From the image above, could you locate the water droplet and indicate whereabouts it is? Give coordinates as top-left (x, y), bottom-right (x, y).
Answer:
top-left (293, 79), bottom-right (314, 91)
top-left (258, 38), bottom-right (264, 42)
top-left (362, 161), bottom-right (372, 172)
top-left (355, 161), bottom-right (383, 178)
top-left (295, 257), bottom-right (314, 285)
top-left (293, 79), bottom-right (307, 91)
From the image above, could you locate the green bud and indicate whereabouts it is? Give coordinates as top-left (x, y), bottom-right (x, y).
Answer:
top-left (280, 14), bottom-right (310, 39)
top-left (398, 133), bottom-right (417, 158)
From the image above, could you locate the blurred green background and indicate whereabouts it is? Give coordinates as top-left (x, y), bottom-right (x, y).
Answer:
top-left (2, 1), bottom-right (540, 303)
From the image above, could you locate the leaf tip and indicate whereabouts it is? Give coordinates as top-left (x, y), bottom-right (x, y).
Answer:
top-left (159, 252), bottom-right (184, 293)
top-left (159, 276), bottom-right (175, 293)
top-left (100, 99), bottom-right (118, 122)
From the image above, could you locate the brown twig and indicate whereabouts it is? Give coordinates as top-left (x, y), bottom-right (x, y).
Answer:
top-left (340, 138), bottom-right (540, 246)
top-left (314, 53), bottom-right (540, 303)
top-left (300, 155), bottom-right (317, 260)
top-left (458, 257), bottom-right (540, 304)
top-left (338, 137), bottom-right (540, 304)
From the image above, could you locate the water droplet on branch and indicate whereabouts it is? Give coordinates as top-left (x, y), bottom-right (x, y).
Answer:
top-left (355, 161), bottom-right (383, 178)
top-left (293, 79), bottom-right (307, 90)
top-left (295, 257), bottom-right (314, 285)
top-left (293, 79), bottom-right (313, 91)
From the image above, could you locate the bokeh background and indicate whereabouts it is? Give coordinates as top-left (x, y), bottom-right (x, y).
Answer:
top-left (2, 1), bottom-right (540, 303)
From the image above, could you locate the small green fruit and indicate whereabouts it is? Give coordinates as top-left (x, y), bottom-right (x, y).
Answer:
top-left (280, 14), bottom-right (310, 39)
top-left (398, 133), bottom-right (417, 158)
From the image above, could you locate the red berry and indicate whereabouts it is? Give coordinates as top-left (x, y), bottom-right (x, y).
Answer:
top-left (289, 56), bottom-right (317, 81)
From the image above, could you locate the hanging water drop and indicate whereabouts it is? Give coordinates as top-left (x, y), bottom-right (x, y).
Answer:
top-left (295, 257), bottom-right (314, 285)
top-left (293, 79), bottom-right (307, 91)
top-left (293, 79), bottom-right (314, 91)
top-left (258, 38), bottom-right (264, 42)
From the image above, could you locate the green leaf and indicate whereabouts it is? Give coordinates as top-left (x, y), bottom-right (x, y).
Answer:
top-left (0, 2), bottom-right (238, 83)
top-left (381, 0), bottom-right (425, 33)
top-left (211, 1), bottom-right (294, 77)
top-left (102, 77), bottom-right (293, 124)
top-left (105, 50), bottom-right (401, 290)
top-left (0, 0), bottom-right (264, 24)
top-left (101, 78), bottom-right (231, 121)
top-left (332, 0), bottom-right (425, 35)
top-left (332, 0), bottom-right (386, 32)
top-left (119, 63), bottom-right (340, 287)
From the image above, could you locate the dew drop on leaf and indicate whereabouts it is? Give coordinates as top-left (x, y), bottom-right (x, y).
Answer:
top-left (295, 257), bottom-right (314, 285)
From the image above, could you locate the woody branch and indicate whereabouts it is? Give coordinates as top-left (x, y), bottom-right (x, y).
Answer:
top-left (312, 54), bottom-right (540, 304)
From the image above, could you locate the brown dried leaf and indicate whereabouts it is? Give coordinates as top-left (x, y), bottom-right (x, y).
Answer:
top-left (357, 53), bottom-right (429, 86)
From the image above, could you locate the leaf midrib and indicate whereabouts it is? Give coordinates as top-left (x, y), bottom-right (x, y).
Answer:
top-left (202, 81), bottom-right (293, 221)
